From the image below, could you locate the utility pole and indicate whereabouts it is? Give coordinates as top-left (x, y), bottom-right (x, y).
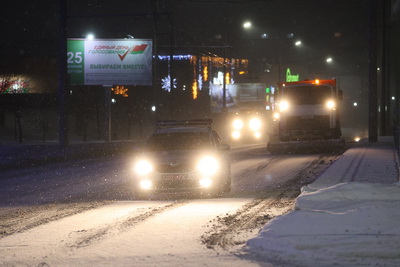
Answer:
top-left (58, 0), bottom-right (68, 147)
top-left (152, 0), bottom-right (159, 122)
top-left (379, 0), bottom-right (391, 136)
top-left (368, 0), bottom-right (378, 142)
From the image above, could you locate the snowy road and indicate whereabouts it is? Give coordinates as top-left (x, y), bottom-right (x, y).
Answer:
top-left (0, 144), bottom-right (339, 266)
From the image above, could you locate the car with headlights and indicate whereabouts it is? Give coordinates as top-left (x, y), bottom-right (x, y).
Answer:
top-left (132, 119), bottom-right (231, 197)
top-left (229, 109), bottom-right (265, 143)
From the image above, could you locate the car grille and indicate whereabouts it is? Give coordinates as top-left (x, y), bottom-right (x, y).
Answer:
top-left (156, 163), bottom-right (194, 173)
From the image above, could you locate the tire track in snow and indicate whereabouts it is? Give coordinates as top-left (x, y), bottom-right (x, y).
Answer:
top-left (201, 189), bottom-right (295, 250)
top-left (0, 201), bottom-right (109, 239)
top-left (338, 146), bottom-right (368, 182)
top-left (201, 154), bottom-right (339, 250)
top-left (67, 200), bottom-right (188, 249)
top-left (234, 156), bottom-right (284, 179)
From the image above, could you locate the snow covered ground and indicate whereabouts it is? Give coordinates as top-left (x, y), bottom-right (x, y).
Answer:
top-left (2, 138), bottom-right (400, 266)
top-left (244, 137), bottom-right (400, 266)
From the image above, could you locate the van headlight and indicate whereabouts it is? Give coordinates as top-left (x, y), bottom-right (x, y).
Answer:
top-left (249, 118), bottom-right (261, 131)
top-left (197, 156), bottom-right (220, 176)
top-left (231, 131), bottom-right (241, 140)
top-left (233, 119), bottom-right (244, 130)
top-left (134, 160), bottom-right (153, 176)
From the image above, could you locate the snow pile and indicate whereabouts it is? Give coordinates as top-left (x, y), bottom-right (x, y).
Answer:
top-left (245, 182), bottom-right (400, 266)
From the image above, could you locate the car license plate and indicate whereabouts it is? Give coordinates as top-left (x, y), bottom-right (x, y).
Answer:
top-left (161, 174), bottom-right (187, 180)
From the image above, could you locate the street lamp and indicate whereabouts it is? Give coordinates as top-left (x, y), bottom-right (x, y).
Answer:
top-left (326, 57), bottom-right (333, 63)
top-left (295, 40), bottom-right (302, 46)
top-left (86, 33), bottom-right (95, 40)
top-left (243, 21), bottom-right (252, 29)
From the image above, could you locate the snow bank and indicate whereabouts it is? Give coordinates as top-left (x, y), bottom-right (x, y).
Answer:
top-left (245, 182), bottom-right (400, 266)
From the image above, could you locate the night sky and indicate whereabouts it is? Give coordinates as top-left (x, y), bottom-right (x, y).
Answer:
top-left (1, 0), bottom-right (369, 61)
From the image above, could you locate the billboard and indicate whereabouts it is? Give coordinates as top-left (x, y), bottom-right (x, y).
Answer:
top-left (67, 39), bottom-right (152, 86)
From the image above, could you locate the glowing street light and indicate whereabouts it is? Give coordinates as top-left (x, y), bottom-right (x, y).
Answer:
top-left (326, 57), bottom-right (333, 63)
top-left (86, 33), bottom-right (95, 40)
top-left (243, 21), bottom-right (252, 29)
top-left (295, 40), bottom-right (302, 46)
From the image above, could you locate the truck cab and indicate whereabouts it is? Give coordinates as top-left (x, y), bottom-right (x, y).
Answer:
top-left (268, 79), bottom-right (344, 152)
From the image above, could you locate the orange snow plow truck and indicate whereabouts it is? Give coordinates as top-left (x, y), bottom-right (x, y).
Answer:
top-left (267, 79), bottom-right (345, 153)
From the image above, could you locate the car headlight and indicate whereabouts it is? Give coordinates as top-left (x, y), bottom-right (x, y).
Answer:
top-left (140, 179), bottom-right (153, 189)
top-left (199, 178), bottom-right (213, 188)
top-left (279, 100), bottom-right (289, 112)
top-left (197, 156), bottom-right (220, 176)
top-left (233, 119), bottom-right (244, 130)
top-left (249, 118), bottom-right (261, 131)
top-left (134, 159), bottom-right (153, 176)
top-left (326, 100), bottom-right (335, 110)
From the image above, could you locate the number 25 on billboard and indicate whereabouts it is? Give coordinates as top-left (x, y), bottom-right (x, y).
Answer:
top-left (67, 52), bottom-right (82, 64)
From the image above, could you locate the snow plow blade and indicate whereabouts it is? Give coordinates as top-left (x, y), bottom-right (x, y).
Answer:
top-left (267, 139), bottom-right (345, 154)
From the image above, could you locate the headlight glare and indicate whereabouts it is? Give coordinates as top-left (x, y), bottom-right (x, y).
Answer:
top-left (231, 131), bottom-right (241, 139)
top-left (134, 160), bottom-right (153, 175)
top-left (233, 119), bottom-right (244, 130)
top-left (249, 118), bottom-right (261, 130)
top-left (199, 178), bottom-right (213, 188)
top-left (197, 156), bottom-right (220, 176)
top-left (273, 112), bottom-right (280, 120)
top-left (140, 179), bottom-right (152, 190)
top-left (326, 100), bottom-right (335, 110)
top-left (279, 100), bottom-right (289, 112)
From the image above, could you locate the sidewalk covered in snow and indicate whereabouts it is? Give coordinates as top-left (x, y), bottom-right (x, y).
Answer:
top-left (243, 137), bottom-right (400, 266)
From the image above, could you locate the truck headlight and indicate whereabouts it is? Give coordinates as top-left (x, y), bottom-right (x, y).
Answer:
top-left (134, 160), bottom-right (153, 176)
top-left (197, 156), bottom-right (220, 176)
top-left (249, 118), bottom-right (261, 131)
top-left (279, 101), bottom-right (289, 112)
top-left (233, 119), bottom-right (244, 130)
top-left (325, 100), bottom-right (335, 110)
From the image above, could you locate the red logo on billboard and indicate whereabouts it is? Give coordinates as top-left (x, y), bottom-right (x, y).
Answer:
top-left (118, 44), bottom-right (148, 61)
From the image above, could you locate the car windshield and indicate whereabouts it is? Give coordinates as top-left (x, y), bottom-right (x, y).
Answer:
top-left (146, 132), bottom-right (213, 151)
top-left (283, 85), bottom-right (332, 105)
